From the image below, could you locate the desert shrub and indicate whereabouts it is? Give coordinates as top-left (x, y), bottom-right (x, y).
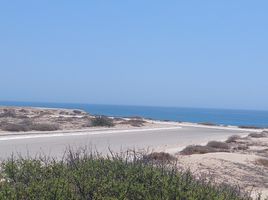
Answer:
top-left (238, 126), bottom-right (263, 129)
top-left (180, 145), bottom-right (219, 155)
top-left (163, 119), bottom-right (172, 122)
top-left (207, 141), bottom-right (229, 149)
top-left (0, 150), bottom-right (251, 200)
top-left (0, 120), bottom-right (59, 132)
top-left (198, 122), bottom-right (218, 126)
top-left (91, 116), bottom-right (114, 127)
top-left (0, 119), bottom-right (32, 132)
top-left (0, 109), bottom-right (16, 118)
top-left (1, 123), bottom-right (30, 132)
top-left (30, 123), bottom-right (60, 131)
top-left (142, 152), bottom-right (176, 163)
top-left (73, 110), bottom-right (82, 114)
top-left (37, 111), bottom-right (53, 117)
top-left (113, 117), bottom-right (125, 121)
top-left (120, 119), bottom-right (145, 127)
top-left (82, 120), bottom-right (92, 127)
top-left (235, 145), bottom-right (249, 151)
top-left (226, 135), bottom-right (241, 143)
top-left (59, 111), bottom-right (69, 115)
top-left (128, 116), bottom-right (144, 119)
top-left (248, 132), bottom-right (267, 138)
top-left (255, 158), bottom-right (268, 167)
top-left (18, 109), bottom-right (27, 113)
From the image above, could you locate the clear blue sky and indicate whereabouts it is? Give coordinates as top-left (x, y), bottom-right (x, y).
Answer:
top-left (0, 1), bottom-right (267, 110)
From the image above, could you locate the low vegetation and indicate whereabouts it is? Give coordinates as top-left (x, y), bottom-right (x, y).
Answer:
top-left (120, 119), bottom-right (146, 127)
top-left (207, 141), bottom-right (230, 149)
top-left (238, 126), bottom-right (263, 129)
top-left (0, 150), bottom-right (251, 200)
top-left (91, 116), bottom-right (114, 127)
top-left (198, 122), bottom-right (218, 126)
top-left (0, 120), bottom-right (60, 132)
top-left (180, 141), bottom-right (230, 155)
top-left (30, 123), bottom-right (60, 131)
top-left (0, 109), bottom-right (17, 118)
top-left (226, 135), bottom-right (241, 143)
top-left (180, 145), bottom-right (219, 155)
top-left (142, 152), bottom-right (176, 163)
top-left (248, 132), bottom-right (267, 138)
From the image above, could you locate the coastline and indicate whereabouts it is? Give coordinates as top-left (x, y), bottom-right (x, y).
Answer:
top-left (0, 106), bottom-right (268, 198)
top-left (1, 102), bottom-right (268, 128)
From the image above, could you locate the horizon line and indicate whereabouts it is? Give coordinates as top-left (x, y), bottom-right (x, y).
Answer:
top-left (0, 100), bottom-right (267, 112)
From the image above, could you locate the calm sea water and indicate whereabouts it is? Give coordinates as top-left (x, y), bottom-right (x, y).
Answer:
top-left (0, 101), bottom-right (268, 128)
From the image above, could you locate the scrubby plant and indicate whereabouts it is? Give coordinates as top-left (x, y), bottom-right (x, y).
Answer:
top-left (1, 123), bottom-right (30, 132)
top-left (30, 123), bottom-right (60, 131)
top-left (142, 152), bottom-right (176, 164)
top-left (0, 109), bottom-right (16, 118)
top-left (248, 132), bottom-right (267, 138)
top-left (73, 110), bottom-right (82, 114)
top-left (238, 126), bottom-right (263, 129)
top-left (0, 150), bottom-right (252, 200)
top-left (206, 141), bottom-right (230, 150)
top-left (180, 145), bottom-right (219, 155)
top-left (198, 122), bottom-right (218, 126)
top-left (226, 135), bottom-right (241, 143)
top-left (91, 116), bottom-right (114, 127)
top-left (120, 119), bottom-right (146, 127)
top-left (0, 120), bottom-right (60, 132)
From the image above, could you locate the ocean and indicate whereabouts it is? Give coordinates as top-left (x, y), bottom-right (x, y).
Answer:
top-left (0, 101), bottom-right (268, 128)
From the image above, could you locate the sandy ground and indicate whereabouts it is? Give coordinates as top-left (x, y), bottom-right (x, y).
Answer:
top-left (177, 135), bottom-right (268, 199)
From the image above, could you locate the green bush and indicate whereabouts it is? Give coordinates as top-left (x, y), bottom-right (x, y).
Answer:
top-left (0, 150), bottom-right (252, 200)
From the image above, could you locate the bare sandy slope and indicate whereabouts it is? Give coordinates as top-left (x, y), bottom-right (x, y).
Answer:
top-left (177, 135), bottom-right (268, 199)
